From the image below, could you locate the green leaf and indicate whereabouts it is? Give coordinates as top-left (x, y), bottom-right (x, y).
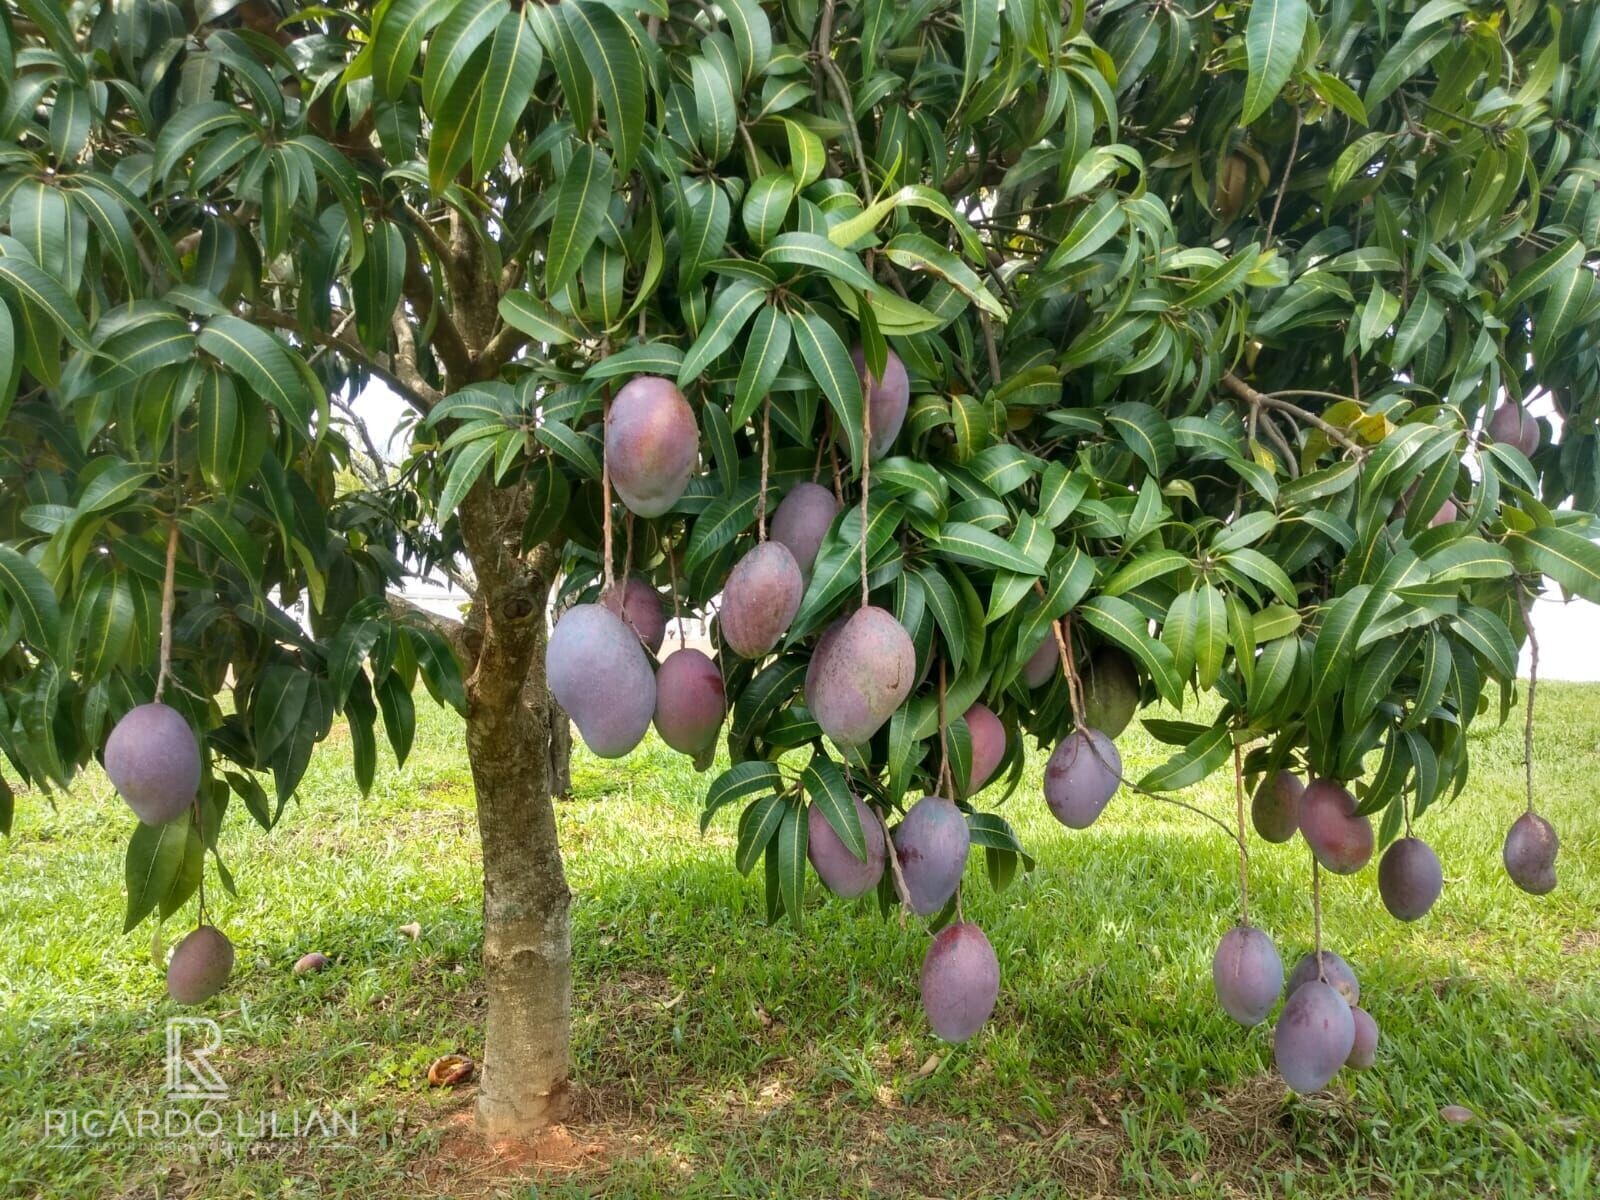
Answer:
top-left (438, 436), bottom-right (500, 524)
top-left (742, 174), bottom-right (794, 245)
top-left (763, 233), bottom-right (878, 294)
top-left (423, 0), bottom-right (506, 116)
top-left (1424, 538), bottom-right (1513, 583)
top-left (958, 0), bottom-right (999, 109)
top-left (499, 291), bottom-right (575, 345)
top-left (1309, 586), bottom-right (1371, 704)
top-left (353, 220), bottom-right (406, 352)
top-left (151, 101), bottom-right (250, 180)
top-left (561, 0), bottom-right (646, 174)
top-left (685, 479), bottom-right (762, 572)
top-left (1080, 594), bottom-right (1184, 706)
top-left (1192, 583), bottom-right (1228, 689)
top-left (679, 279), bottom-right (768, 384)
top-left (1102, 549), bottom-right (1189, 596)
top-left (197, 316), bottom-right (313, 435)
top-left (1242, 0), bottom-right (1309, 125)
top-left (1451, 606), bottom-right (1516, 681)
top-left (677, 177), bottom-right (731, 288)
top-left (881, 233), bottom-right (1004, 319)
top-left (1046, 192), bottom-right (1125, 269)
top-left (1106, 402), bottom-right (1175, 475)
top-left (252, 666), bottom-right (312, 765)
top-left (77, 460), bottom-right (153, 515)
top-left (545, 143), bottom-right (612, 293)
top-left (1512, 525), bottom-right (1600, 604)
top-left (790, 306), bottom-right (865, 470)
top-left (690, 53), bottom-right (737, 163)
top-left (1179, 244), bottom-right (1260, 310)
top-left (937, 522), bottom-right (1046, 575)
top-left (802, 753), bottom-right (867, 863)
top-left (733, 306), bottom-right (791, 427)
top-left (80, 571), bottom-right (134, 682)
top-left (0, 545), bottom-right (61, 653)
top-left (196, 366), bottom-right (240, 495)
top-left (1366, 14), bottom-right (1457, 108)
top-left (472, 8), bottom-right (543, 176)
top-left (722, 0), bottom-right (772, 80)
top-left (1498, 236), bottom-right (1584, 316)
top-left (775, 800), bottom-right (808, 928)
top-left (781, 117), bottom-right (825, 188)
top-left (374, 0), bottom-right (455, 99)
top-left (736, 791), bottom-right (787, 875)
top-left (703, 760), bottom-right (783, 831)
top-left (182, 501), bottom-right (263, 586)
top-left (124, 811), bottom-right (193, 932)
top-left (1139, 721), bottom-right (1232, 792)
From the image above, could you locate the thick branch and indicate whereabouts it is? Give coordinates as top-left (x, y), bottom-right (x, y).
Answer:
top-left (402, 251), bottom-right (475, 384)
top-left (1220, 371), bottom-right (1368, 460)
top-left (478, 320), bottom-right (529, 377)
top-left (249, 307), bottom-right (439, 413)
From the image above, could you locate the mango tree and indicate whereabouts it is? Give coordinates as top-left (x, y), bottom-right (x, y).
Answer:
top-left (2, 0), bottom-right (1598, 1139)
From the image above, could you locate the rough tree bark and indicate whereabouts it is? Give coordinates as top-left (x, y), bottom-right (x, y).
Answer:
top-left (456, 488), bottom-right (573, 1134)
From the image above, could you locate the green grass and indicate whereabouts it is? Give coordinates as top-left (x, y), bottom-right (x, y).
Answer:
top-left (1, 683), bottom-right (1597, 1198)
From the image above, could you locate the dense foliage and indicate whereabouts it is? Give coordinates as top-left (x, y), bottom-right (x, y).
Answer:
top-left (0, 0), bottom-right (1596, 1080)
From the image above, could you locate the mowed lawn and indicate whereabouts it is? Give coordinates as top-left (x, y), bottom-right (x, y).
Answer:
top-left (1, 681), bottom-right (1597, 1199)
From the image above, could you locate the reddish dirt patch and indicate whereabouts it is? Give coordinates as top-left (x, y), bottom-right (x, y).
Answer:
top-left (413, 1098), bottom-right (615, 1198)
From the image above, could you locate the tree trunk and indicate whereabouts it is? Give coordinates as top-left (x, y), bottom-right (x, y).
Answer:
top-left (466, 612), bottom-right (572, 1133)
top-left (454, 481), bottom-right (573, 1136)
top-left (389, 593), bottom-right (572, 800)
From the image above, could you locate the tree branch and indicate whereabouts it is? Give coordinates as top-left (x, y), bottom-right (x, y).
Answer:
top-left (249, 306), bottom-right (439, 414)
top-left (814, 0), bottom-right (873, 204)
top-left (1220, 371), bottom-right (1368, 460)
